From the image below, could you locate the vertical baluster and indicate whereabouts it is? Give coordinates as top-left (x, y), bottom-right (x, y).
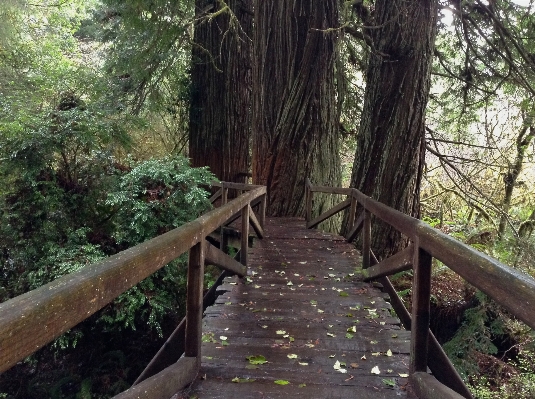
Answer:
top-left (349, 194), bottom-right (357, 232)
top-left (259, 193), bottom-right (266, 230)
top-left (241, 205), bottom-right (249, 266)
top-left (410, 244), bottom-right (432, 373)
top-left (306, 182), bottom-right (312, 224)
top-left (220, 185), bottom-right (228, 250)
top-left (184, 241), bottom-right (205, 364)
top-left (362, 210), bottom-right (371, 269)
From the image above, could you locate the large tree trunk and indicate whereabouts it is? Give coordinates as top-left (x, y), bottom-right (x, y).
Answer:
top-left (189, 1), bottom-right (253, 183)
top-left (349, 0), bottom-right (438, 257)
top-left (252, 0), bottom-right (341, 218)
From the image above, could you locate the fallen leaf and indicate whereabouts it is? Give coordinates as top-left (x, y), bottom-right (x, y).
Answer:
top-left (347, 326), bottom-right (356, 333)
top-left (333, 360), bottom-right (347, 374)
top-left (382, 378), bottom-right (395, 387)
top-left (371, 366), bottom-right (380, 375)
top-left (246, 355), bottom-right (268, 365)
top-left (274, 380), bottom-right (290, 385)
top-left (386, 349), bottom-right (393, 357)
top-left (276, 330), bottom-right (286, 335)
top-left (399, 373), bottom-right (409, 378)
top-left (232, 377), bottom-right (256, 383)
top-left (350, 363), bottom-right (359, 368)
top-left (345, 333), bottom-right (354, 339)
top-left (326, 332), bottom-right (336, 337)
top-left (298, 362), bottom-right (308, 366)
top-left (287, 354), bottom-right (298, 359)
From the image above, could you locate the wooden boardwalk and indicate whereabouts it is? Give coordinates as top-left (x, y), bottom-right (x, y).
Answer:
top-left (176, 218), bottom-right (416, 399)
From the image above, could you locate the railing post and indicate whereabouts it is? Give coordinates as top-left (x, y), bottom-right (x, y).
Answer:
top-left (184, 241), bottom-right (205, 364)
top-left (306, 181), bottom-right (312, 224)
top-left (221, 184), bottom-right (228, 205)
top-left (362, 210), bottom-right (371, 269)
top-left (410, 244), bottom-right (433, 373)
top-left (349, 194), bottom-right (357, 229)
top-left (240, 205), bottom-right (249, 266)
top-left (259, 194), bottom-right (266, 229)
top-left (220, 184), bottom-right (228, 250)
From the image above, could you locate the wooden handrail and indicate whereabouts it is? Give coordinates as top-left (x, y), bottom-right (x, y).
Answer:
top-left (0, 183), bottom-right (267, 397)
top-left (305, 181), bottom-right (535, 399)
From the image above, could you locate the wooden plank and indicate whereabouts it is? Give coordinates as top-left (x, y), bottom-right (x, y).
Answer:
top-left (113, 357), bottom-right (197, 399)
top-left (205, 241), bottom-right (247, 277)
top-left (346, 211), bottom-right (365, 242)
top-left (363, 244), bottom-right (414, 281)
top-left (410, 372), bottom-right (467, 399)
top-left (176, 217), bottom-right (416, 399)
top-left (185, 242), bottom-right (205, 359)
top-left (410, 246), bottom-right (432, 373)
top-left (0, 185), bottom-right (266, 373)
top-left (306, 198), bottom-right (351, 229)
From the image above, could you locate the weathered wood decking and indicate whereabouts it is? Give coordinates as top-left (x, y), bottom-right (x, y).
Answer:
top-left (176, 218), bottom-right (416, 399)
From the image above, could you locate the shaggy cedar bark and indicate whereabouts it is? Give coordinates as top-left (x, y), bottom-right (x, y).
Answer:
top-left (189, 1), bottom-right (252, 182)
top-left (349, 0), bottom-right (438, 257)
top-left (252, 0), bottom-right (341, 217)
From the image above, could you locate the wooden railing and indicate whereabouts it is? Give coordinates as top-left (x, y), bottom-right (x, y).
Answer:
top-left (305, 179), bottom-right (535, 399)
top-left (0, 182), bottom-right (266, 399)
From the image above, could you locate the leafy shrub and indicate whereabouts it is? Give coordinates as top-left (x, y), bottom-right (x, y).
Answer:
top-left (0, 102), bottom-right (215, 339)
